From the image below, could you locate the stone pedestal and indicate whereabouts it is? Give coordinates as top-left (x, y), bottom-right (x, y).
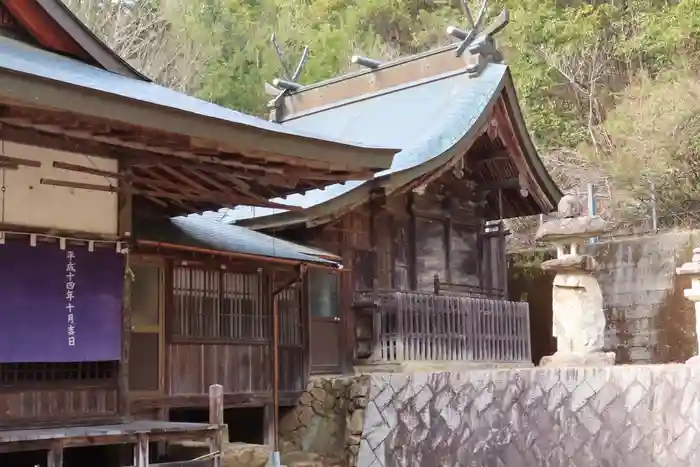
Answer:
top-left (676, 247), bottom-right (700, 364)
top-left (540, 351), bottom-right (615, 367)
top-left (536, 195), bottom-right (614, 367)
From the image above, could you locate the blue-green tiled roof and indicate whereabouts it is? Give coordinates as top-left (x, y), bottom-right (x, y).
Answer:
top-left (0, 35), bottom-right (391, 151)
top-left (222, 64), bottom-right (508, 224)
top-left (137, 216), bottom-right (339, 265)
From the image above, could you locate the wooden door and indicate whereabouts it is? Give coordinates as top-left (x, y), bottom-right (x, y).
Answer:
top-left (129, 258), bottom-right (164, 393)
top-left (308, 270), bottom-right (342, 374)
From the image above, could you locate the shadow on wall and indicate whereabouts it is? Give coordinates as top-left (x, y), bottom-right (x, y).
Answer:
top-left (508, 229), bottom-right (699, 365)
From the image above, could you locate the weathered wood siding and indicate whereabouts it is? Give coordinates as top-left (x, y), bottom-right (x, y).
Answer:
top-left (166, 264), bottom-right (306, 405)
top-left (0, 386), bottom-right (118, 428)
top-left (168, 344), bottom-right (303, 395)
top-left (287, 165), bottom-right (513, 368)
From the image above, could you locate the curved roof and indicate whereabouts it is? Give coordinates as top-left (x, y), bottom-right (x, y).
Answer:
top-left (137, 216), bottom-right (340, 266)
top-left (224, 59), bottom-right (560, 229)
top-left (4, 0), bottom-right (147, 79)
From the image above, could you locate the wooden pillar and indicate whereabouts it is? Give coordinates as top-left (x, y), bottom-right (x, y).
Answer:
top-left (118, 160), bottom-right (133, 421)
top-left (134, 433), bottom-right (149, 467)
top-left (156, 407), bottom-right (169, 461)
top-left (47, 441), bottom-right (63, 467)
top-left (209, 384), bottom-right (224, 467)
top-left (407, 192), bottom-right (418, 291)
top-left (301, 269), bottom-right (310, 380)
top-left (119, 253), bottom-right (132, 421)
top-left (263, 403), bottom-right (275, 446)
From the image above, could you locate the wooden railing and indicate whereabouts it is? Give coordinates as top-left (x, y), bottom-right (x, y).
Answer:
top-left (357, 291), bottom-right (531, 363)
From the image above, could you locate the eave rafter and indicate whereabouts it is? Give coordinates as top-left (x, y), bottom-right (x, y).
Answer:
top-left (0, 102), bottom-right (368, 215)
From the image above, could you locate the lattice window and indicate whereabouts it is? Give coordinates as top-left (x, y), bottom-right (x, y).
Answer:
top-left (172, 266), bottom-right (269, 341)
top-left (0, 361), bottom-right (118, 385)
top-left (278, 286), bottom-right (303, 347)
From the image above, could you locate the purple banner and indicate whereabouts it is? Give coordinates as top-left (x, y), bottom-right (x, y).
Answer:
top-left (0, 241), bottom-right (123, 362)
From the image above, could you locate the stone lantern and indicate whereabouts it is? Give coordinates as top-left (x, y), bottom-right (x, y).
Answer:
top-left (676, 247), bottom-right (700, 363)
top-left (535, 195), bottom-right (616, 367)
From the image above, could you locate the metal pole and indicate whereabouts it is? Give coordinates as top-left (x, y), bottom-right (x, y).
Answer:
top-left (650, 182), bottom-right (658, 232)
top-left (272, 295), bottom-right (281, 467)
top-left (587, 183), bottom-right (596, 216)
top-left (587, 183), bottom-right (599, 244)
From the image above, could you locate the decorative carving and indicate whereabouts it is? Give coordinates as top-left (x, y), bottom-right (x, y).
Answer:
top-left (535, 195), bottom-right (614, 366)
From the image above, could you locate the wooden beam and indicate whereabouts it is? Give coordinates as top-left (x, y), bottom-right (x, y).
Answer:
top-left (0, 153), bottom-right (41, 167)
top-left (158, 163), bottom-right (211, 193)
top-left (134, 171), bottom-right (306, 212)
top-left (0, 122), bottom-right (321, 190)
top-left (40, 177), bottom-right (117, 192)
top-left (0, 114), bottom-right (285, 173)
top-left (477, 178), bottom-right (519, 191)
top-left (1, 111), bottom-right (378, 181)
top-left (53, 160), bottom-right (121, 179)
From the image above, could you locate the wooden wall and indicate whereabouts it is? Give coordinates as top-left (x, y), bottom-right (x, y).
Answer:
top-left (0, 360), bottom-right (120, 428)
top-left (301, 168), bottom-right (499, 295)
top-left (167, 345), bottom-right (303, 396)
top-left (130, 259), bottom-right (308, 412)
top-left (290, 166), bottom-right (510, 369)
top-left (0, 386), bottom-right (118, 428)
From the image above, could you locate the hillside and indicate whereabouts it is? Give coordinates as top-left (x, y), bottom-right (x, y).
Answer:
top-left (63, 0), bottom-right (700, 235)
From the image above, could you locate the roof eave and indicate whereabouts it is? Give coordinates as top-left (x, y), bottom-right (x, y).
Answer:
top-left (0, 66), bottom-right (398, 173)
top-left (502, 71), bottom-right (562, 212)
top-left (239, 104), bottom-right (499, 231)
top-left (136, 239), bottom-right (341, 268)
top-left (39, 0), bottom-right (149, 80)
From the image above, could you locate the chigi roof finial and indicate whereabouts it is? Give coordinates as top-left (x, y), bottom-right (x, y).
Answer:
top-left (264, 33), bottom-right (309, 98)
top-left (446, 0), bottom-right (510, 76)
top-left (264, 33), bottom-right (311, 121)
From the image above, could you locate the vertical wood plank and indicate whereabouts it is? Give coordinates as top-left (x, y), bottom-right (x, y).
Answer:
top-left (524, 302), bottom-right (532, 363)
top-left (120, 253), bottom-right (132, 421)
top-left (134, 433), bottom-right (149, 467)
top-left (209, 383), bottom-right (224, 425)
top-left (407, 293), bottom-right (414, 360)
top-left (209, 383), bottom-right (224, 467)
top-left (47, 441), bottom-right (63, 467)
top-left (396, 293), bottom-right (405, 361)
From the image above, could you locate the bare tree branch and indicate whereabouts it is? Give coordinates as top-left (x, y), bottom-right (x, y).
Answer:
top-left (61, 0), bottom-right (210, 94)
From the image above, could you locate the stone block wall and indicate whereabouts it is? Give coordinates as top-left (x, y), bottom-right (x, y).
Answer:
top-left (358, 365), bottom-right (700, 467)
top-left (279, 375), bottom-right (370, 466)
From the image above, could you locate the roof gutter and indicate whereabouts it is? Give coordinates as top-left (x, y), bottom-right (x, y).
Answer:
top-left (135, 239), bottom-right (341, 269)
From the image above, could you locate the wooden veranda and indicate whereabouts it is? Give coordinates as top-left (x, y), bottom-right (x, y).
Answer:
top-left (355, 291), bottom-right (532, 365)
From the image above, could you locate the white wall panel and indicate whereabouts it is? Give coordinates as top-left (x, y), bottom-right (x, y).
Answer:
top-left (0, 141), bottom-right (119, 235)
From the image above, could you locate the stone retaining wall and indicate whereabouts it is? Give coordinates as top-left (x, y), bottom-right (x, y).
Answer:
top-left (358, 365), bottom-right (700, 467)
top-left (510, 230), bottom-right (699, 364)
top-left (279, 376), bottom-right (370, 466)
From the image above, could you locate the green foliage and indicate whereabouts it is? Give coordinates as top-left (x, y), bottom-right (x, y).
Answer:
top-left (67, 0), bottom-right (700, 226)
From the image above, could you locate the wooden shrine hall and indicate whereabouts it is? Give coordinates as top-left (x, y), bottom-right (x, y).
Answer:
top-left (224, 7), bottom-right (563, 374)
top-left (0, 1), bottom-right (399, 465)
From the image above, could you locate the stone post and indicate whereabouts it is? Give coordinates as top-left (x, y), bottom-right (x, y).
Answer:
top-left (536, 195), bottom-right (615, 367)
top-left (676, 247), bottom-right (700, 363)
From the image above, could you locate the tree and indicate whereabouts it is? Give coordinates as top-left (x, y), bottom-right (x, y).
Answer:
top-left (62, 0), bottom-right (209, 93)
